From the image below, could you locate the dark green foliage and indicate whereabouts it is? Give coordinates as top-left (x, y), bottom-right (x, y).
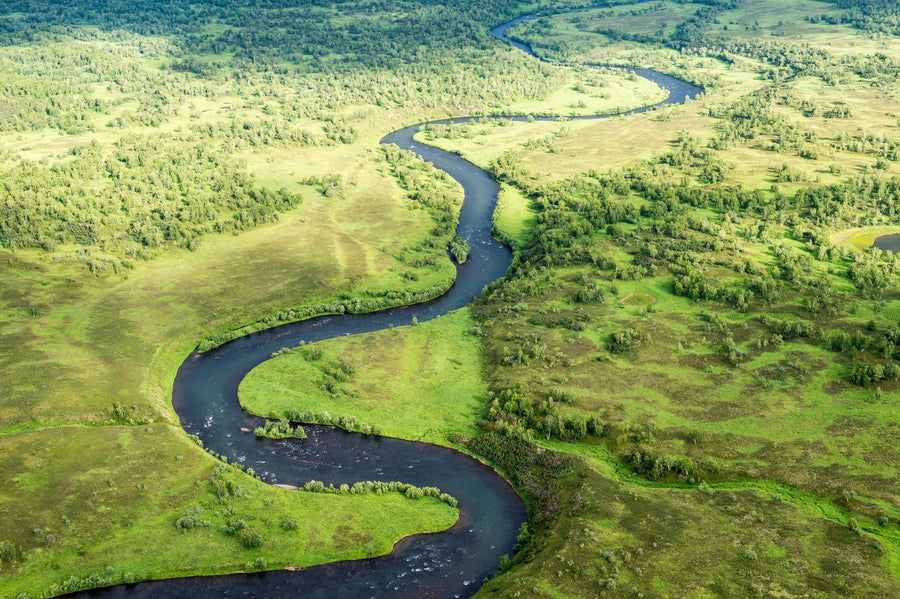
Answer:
top-left (760, 316), bottom-right (820, 341)
top-left (239, 528), bottom-right (264, 549)
top-left (245, 557), bottom-right (267, 571)
top-left (0, 0), bottom-right (532, 62)
top-left (623, 447), bottom-right (699, 481)
top-left (449, 236), bottom-right (471, 263)
top-left (498, 553), bottom-right (512, 572)
top-left (219, 519), bottom-right (247, 536)
top-left (253, 419), bottom-right (306, 440)
top-left (198, 282), bottom-right (453, 352)
top-left (514, 522), bottom-right (531, 551)
top-left (300, 479), bottom-right (457, 507)
top-left (847, 362), bottom-right (900, 387)
top-left (383, 145), bottom-right (459, 236)
top-left (825, 329), bottom-right (875, 353)
top-left (848, 255), bottom-right (897, 299)
top-left (284, 408), bottom-right (380, 436)
top-left (0, 137), bottom-right (302, 259)
top-left (463, 432), bottom-right (576, 558)
top-left (52, 572), bottom-right (114, 595)
top-left (573, 280), bottom-right (605, 303)
top-left (607, 328), bottom-right (645, 354)
top-left (0, 540), bottom-right (16, 563)
top-left (174, 506), bottom-right (211, 530)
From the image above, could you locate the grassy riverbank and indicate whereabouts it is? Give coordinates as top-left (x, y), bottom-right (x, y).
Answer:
top-left (0, 0), bottom-right (623, 593)
top-left (4, 0), bottom-right (900, 596)
top-left (239, 309), bottom-right (485, 446)
top-left (0, 425), bottom-right (458, 598)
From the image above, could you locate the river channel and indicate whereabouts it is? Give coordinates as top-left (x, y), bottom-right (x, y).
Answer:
top-left (67, 12), bottom-right (702, 599)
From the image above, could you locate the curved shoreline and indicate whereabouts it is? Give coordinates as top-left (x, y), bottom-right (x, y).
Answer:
top-left (64, 11), bottom-right (702, 599)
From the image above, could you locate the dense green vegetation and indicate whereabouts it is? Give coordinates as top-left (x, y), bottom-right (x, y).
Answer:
top-left (4, 0), bottom-right (900, 597)
top-left (433, 1), bottom-right (900, 595)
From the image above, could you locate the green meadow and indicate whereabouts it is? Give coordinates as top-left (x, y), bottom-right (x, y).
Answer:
top-left (239, 309), bottom-right (486, 446)
top-left (0, 425), bottom-right (457, 598)
top-left (3, 0), bottom-right (900, 597)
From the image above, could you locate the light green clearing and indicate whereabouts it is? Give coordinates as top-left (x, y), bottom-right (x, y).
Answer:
top-left (494, 183), bottom-right (537, 248)
top-left (239, 309), bottom-right (485, 446)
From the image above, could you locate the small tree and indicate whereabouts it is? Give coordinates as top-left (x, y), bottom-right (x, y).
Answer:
top-left (449, 236), bottom-right (470, 263)
top-left (0, 540), bottom-right (15, 563)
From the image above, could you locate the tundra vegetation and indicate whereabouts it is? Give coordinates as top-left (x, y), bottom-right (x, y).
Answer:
top-left (2, 0), bottom-right (900, 597)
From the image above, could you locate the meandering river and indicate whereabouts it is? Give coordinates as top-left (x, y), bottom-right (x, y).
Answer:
top-left (67, 13), bottom-right (702, 599)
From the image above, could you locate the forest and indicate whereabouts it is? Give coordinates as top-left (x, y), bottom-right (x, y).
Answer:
top-left (2, 0), bottom-right (900, 597)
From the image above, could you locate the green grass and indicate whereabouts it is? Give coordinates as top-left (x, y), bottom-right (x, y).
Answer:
top-left (493, 184), bottom-right (537, 248)
top-left (507, 1), bottom-right (705, 62)
top-left (483, 260), bottom-right (900, 499)
top-left (4, 0), bottom-right (900, 596)
top-left (0, 150), bottom-right (460, 430)
top-left (0, 54), bottom-right (468, 593)
top-left (500, 64), bottom-right (668, 117)
top-left (834, 225), bottom-right (900, 250)
top-left (443, 12), bottom-right (900, 593)
top-left (479, 446), bottom-right (900, 598)
top-left (0, 425), bottom-right (457, 598)
top-left (239, 309), bottom-right (485, 446)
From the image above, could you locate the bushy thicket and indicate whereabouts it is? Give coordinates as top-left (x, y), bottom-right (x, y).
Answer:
top-left (300, 479), bottom-right (457, 508)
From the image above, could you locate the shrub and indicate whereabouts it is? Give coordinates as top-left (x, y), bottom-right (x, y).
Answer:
top-left (246, 557), bottom-right (267, 571)
top-left (175, 507), bottom-right (210, 530)
top-left (608, 328), bottom-right (645, 354)
top-left (254, 419), bottom-right (306, 439)
top-left (498, 554), bottom-right (512, 573)
top-left (303, 480), bottom-right (325, 492)
top-left (240, 528), bottom-right (264, 548)
top-left (0, 540), bottom-right (16, 563)
top-left (449, 236), bottom-right (470, 263)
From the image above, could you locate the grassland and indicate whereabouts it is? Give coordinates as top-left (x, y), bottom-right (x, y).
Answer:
top-left (835, 225), bottom-right (900, 250)
top-left (0, 145), bottom-right (466, 596)
top-left (494, 183), bottom-right (538, 249)
top-left (479, 450), bottom-right (900, 598)
top-left (460, 0), bottom-right (900, 595)
top-left (0, 0), bottom-right (674, 593)
top-left (0, 425), bottom-right (457, 598)
top-left (239, 309), bottom-right (485, 446)
top-left (4, 0), bottom-right (900, 596)
top-left (0, 149), bottom-right (460, 430)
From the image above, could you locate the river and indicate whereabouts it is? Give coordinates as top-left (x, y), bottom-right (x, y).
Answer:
top-left (65, 11), bottom-right (702, 599)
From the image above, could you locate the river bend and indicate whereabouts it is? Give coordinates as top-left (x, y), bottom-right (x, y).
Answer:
top-left (67, 11), bottom-right (702, 599)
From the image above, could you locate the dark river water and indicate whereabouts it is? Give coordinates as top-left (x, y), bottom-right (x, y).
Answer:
top-left (873, 233), bottom-right (900, 254)
top-left (65, 11), bottom-right (702, 599)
